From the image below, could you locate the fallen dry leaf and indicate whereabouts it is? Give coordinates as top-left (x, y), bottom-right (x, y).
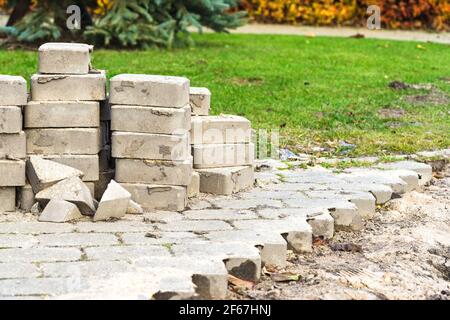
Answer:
top-left (330, 243), bottom-right (363, 253)
top-left (270, 272), bottom-right (301, 282)
top-left (228, 275), bottom-right (255, 290)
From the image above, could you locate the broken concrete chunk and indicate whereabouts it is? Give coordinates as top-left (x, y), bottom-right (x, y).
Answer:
top-left (38, 42), bottom-right (92, 74)
top-left (115, 158), bottom-right (192, 186)
top-left (26, 156), bottom-right (84, 194)
top-left (0, 160), bottom-right (26, 187)
top-left (0, 106), bottom-right (23, 133)
top-left (109, 74), bottom-right (190, 108)
top-left (0, 131), bottom-right (26, 159)
top-left (111, 105), bottom-right (190, 134)
top-left (197, 166), bottom-right (254, 195)
top-left (193, 143), bottom-right (255, 169)
top-left (35, 177), bottom-right (96, 216)
top-left (127, 200), bottom-right (144, 215)
top-left (0, 187), bottom-right (16, 212)
top-left (42, 155), bottom-right (99, 182)
top-left (93, 180), bottom-right (131, 222)
top-left (0, 75), bottom-right (27, 106)
top-left (191, 115), bottom-right (252, 144)
top-left (38, 199), bottom-right (83, 223)
top-left (24, 101), bottom-right (100, 128)
top-left (30, 71), bottom-right (106, 101)
top-left (112, 131), bottom-right (190, 161)
top-left (189, 87), bottom-right (211, 116)
top-left (306, 211), bottom-right (335, 239)
top-left (26, 128), bottom-right (101, 155)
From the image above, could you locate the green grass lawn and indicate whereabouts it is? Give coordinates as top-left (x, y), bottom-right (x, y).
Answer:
top-left (1, 33), bottom-right (449, 157)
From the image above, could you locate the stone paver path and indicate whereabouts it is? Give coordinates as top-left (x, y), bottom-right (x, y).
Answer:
top-left (0, 160), bottom-right (434, 300)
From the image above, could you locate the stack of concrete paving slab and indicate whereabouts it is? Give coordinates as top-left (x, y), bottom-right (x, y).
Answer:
top-left (23, 43), bottom-right (106, 207)
top-left (0, 75), bottom-right (27, 212)
top-left (110, 74), bottom-right (192, 212)
top-left (189, 87), bottom-right (255, 196)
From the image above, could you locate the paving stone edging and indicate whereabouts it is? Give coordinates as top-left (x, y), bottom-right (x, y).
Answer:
top-left (0, 158), bottom-right (443, 300)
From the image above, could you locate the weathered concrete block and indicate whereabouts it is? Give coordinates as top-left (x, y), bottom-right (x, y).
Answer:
top-left (189, 87), bottom-right (210, 116)
top-left (0, 187), bottom-right (15, 212)
top-left (0, 160), bottom-right (25, 187)
top-left (187, 171), bottom-right (200, 198)
top-left (38, 43), bottom-right (92, 74)
top-left (30, 71), bottom-right (106, 101)
top-left (38, 199), bottom-right (83, 223)
top-left (378, 161), bottom-right (433, 186)
top-left (121, 183), bottom-right (187, 212)
top-left (0, 106), bottom-right (22, 133)
top-left (110, 74), bottom-right (189, 108)
top-left (192, 143), bottom-right (255, 169)
top-left (0, 75), bottom-right (27, 106)
top-left (111, 105), bottom-right (190, 134)
top-left (93, 180), bottom-right (131, 221)
top-left (197, 165), bottom-right (254, 195)
top-left (35, 177), bottom-right (96, 216)
top-left (26, 156), bottom-right (84, 193)
top-left (306, 212), bottom-right (335, 239)
top-left (19, 184), bottom-right (35, 212)
top-left (24, 101), bottom-right (100, 128)
top-left (42, 155), bottom-right (99, 182)
top-left (0, 131), bottom-right (26, 159)
top-left (112, 131), bottom-right (190, 161)
top-left (26, 128), bottom-right (101, 155)
top-left (115, 158), bottom-right (192, 186)
top-left (191, 115), bottom-right (252, 144)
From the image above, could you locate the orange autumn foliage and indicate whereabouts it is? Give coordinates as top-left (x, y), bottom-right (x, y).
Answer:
top-left (242, 0), bottom-right (450, 31)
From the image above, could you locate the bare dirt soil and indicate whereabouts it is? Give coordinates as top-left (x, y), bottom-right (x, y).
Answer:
top-left (230, 168), bottom-right (450, 300)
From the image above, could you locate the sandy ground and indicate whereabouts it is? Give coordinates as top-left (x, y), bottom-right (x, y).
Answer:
top-left (230, 167), bottom-right (450, 300)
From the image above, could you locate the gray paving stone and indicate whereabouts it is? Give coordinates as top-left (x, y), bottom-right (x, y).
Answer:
top-left (0, 106), bottom-right (22, 134)
top-left (339, 170), bottom-right (409, 194)
top-left (190, 87), bottom-right (211, 116)
top-left (193, 143), bottom-right (255, 169)
top-left (31, 71), bottom-right (106, 101)
top-left (74, 221), bottom-right (153, 234)
top-left (257, 207), bottom-right (311, 219)
top-left (84, 245), bottom-right (170, 261)
top-left (0, 247), bottom-right (81, 263)
top-left (93, 180), bottom-right (131, 222)
top-left (156, 220), bottom-right (232, 232)
top-left (0, 160), bottom-right (26, 187)
top-left (0, 75), bottom-right (27, 106)
top-left (41, 260), bottom-right (132, 278)
top-left (377, 160), bottom-right (432, 185)
top-left (0, 131), bottom-right (26, 159)
top-left (111, 105), bottom-right (191, 134)
top-left (191, 115), bottom-right (251, 144)
top-left (38, 42), bottom-right (92, 74)
top-left (172, 242), bottom-right (262, 282)
top-left (25, 101), bottom-right (100, 128)
top-left (0, 222), bottom-right (75, 234)
top-left (211, 198), bottom-right (283, 210)
top-left (0, 278), bottom-right (70, 297)
top-left (306, 212), bottom-right (335, 239)
top-left (134, 256), bottom-right (228, 300)
top-left (0, 234), bottom-right (38, 249)
top-left (121, 232), bottom-right (200, 246)
top-left (197, 165), bottom-right (254, 195)
top-left (183, 209), bottom-right (258, 221)
top-left (233, 218), bottom-right (312, 253)
top-left (42, 155), bottom-right (99, 182)
top-left (109, 74), bottom-right (189, 108)
top-left (0, 187), bottom-right (15, 212)
top-left (142, 211), bottom-right (184, 223)
top-left (305, 190), bottom-right (376, 219)
top-left (37, 233), bottom-right (119, 247)
top-left (38, 199), bottom-right (83, 223)
top-left (240, 190), bottom-right (305, 200)
top-left (0, 262), bottom-right (40, 279)
top-left (205, 230), bottom-right (287, 267)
